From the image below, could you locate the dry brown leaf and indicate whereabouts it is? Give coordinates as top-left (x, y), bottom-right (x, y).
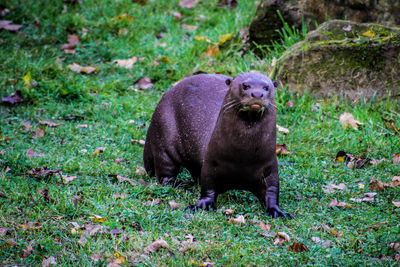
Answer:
top-left (328, 199), bottom-right (352, 208)
top-left (323, 183), bottom-right (346, 194)
top-left (273, 232), bottom-right (290, 245)
top-left (4, 238), bottom-right (16, 248)
top-left (113, 14), bottom-right (134, 21)
top-left (144, 239), bottom-right (169, 253)
top-left (39, 120), bottom-right (64, 127)
top-left (135, 167), bottom-right (147, 176)
top-left (78, 235), bottom-right (88, 246)
top-left (144, 198), bottom-right (161, 206)
top-left (62, 175), bottom-right (77, 183)
top-left (201, 45), bottom-right (219, 58)
top-left (33, 127), bottom-right (45, 138)
top-left (321, 240), bottom-right (333, 248)
top-left (168, 200), bottom-right (180, 209)
top-left (288, 241), bottom-right (309, 253)
top-left (0, 227), bottom-right (15, 237)
top-left (0, 20), bottom-right (22, 31)
top-left (229, 215), bottom-right (245, 225)
top-left (181, 24), bottom-right (197, 31)
top-left (90, 215), bottom-right (107, 223)
top-left (369, 177), bottom-right (385, 191)
top-left (276, 124), bottom-right (289, 134)
top-left (339, 112), bottom-right (363, 130)
top-left (42, 256), bottom-right (57, 267)
top-left (113, 56), bottom-right (138, 69)
top-left (90, 254), bottom-right (102, 262)
top-left (93, 147), bottom-right (106, 156)
top-left (392, 201), bottom-right (400, 207)
top-left (391, 176), bottom-right (400, 187)
top-left (27, 149), bottom-right (45, 158)
top-left (135, 77), bottom-right (154, 90)
top-left (68, 63), bottom-right (97, 74)
top-left (2, 90), bottom-right (24, 104)
top-left (114, 193), bottom-right (127, 199)
top-left (171, 11), bottom-right (183, 20)
top-left (178, 0), bottom-right (197, 8)
top-left (276, 144), bottom-right (291, 155)
top-left (257, 221), bottom-right (271, 232)
top-left (286, 101), bottom-right (294, 108)
top-left (22, 121), bottom-right (31, 131)
top-left (26, 167), bottom-right (61, 178)
top-left (115, 175), bottom-right (137, 186)
top-left (382, 118), bottom-right (400, 134)
top-left (224, 208), bottom-right (234, 215)
top-left (61, 34), bottom-right (79, 54)
top-left (393, 153), bottom-right (400, 164)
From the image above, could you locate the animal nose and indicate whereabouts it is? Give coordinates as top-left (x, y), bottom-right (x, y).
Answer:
top-left (251, 91), bottom-right (264, 99)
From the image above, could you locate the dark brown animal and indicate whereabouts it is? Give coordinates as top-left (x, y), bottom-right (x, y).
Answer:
top-left (143, 73), bottom-right (293, 218)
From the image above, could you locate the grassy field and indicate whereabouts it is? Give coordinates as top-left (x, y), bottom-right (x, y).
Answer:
top-left (1, 0), bottom-right (400, 265)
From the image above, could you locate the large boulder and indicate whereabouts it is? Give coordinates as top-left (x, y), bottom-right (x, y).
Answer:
top-left (249, 0), bottom-right (400, 46)
top-left (273, 20), bottom-right (400, 100)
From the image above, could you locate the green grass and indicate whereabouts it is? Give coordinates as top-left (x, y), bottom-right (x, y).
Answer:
top-left (1, 0), bottom-right (400, 265)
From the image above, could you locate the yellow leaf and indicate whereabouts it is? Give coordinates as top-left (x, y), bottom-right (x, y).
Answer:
top-left (90, 214), bottom-right (107, 223)
top-left (335, 156), bottom-right (345, 163)
top-left (218, 33), bottom-right (232, 45)
top-left (113, 253), bottom-right (125, 264)
top-left (23, 72), bottom-right (31, 86)
top-left (113, 14), bottom-right (134, 21)
top-left (157, 56), bottom-right (172, 64)
top-left (194, 36), bottom-right (209, 42)
top-left (201, 45), bottom-right (219, 58)
top-left (92, 147), bottom-right (106, 156)
top-left (362, 29), bottom-right (376, 38)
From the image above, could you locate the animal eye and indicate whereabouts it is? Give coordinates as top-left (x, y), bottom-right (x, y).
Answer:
top-left (242, 84), bottom-right (250, 90)
top-left (263, 86), bottom-right (269, 91)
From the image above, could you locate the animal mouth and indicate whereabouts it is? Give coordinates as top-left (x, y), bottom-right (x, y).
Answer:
top-left (240, 101), bottom-right (266, 112)
top-left (250, 104), bottom-right (262, 111)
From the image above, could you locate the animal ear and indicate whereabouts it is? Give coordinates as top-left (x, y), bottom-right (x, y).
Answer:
top-left (225, 78), bottom-right (232, 86)
top-left (273, 81), bottom-right (279, 88)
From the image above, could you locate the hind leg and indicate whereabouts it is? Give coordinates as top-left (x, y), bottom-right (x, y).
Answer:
top-left (153, 150), bottom-right (181, 186)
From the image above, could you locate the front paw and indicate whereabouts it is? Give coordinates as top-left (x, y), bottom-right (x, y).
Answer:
top-left (266, 205), bottom-right (294, 219)
top-left (186, 197), bottom-right (216, 211)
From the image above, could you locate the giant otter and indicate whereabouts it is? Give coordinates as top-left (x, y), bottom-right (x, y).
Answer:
top-left (143, 73), bottom-right (293, 218)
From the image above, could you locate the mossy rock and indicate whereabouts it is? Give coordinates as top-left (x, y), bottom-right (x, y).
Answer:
top-left (274, 20), bottom-right (400, 100)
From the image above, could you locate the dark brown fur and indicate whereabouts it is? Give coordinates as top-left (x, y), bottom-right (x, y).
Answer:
top-left (143, 73), bottom-right (292, 218)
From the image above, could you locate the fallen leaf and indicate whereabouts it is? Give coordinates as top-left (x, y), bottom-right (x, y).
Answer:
top-left (26, 167), bottom-right (61, 178)
top-left (113, 252), bottom-right (126, 264)
top-left (382, 118), bottom-right (400, 134)
top-left (90, 215), bottom-right (108, 223)
top-left (131, 139), bottom-right (146, 145)
top-left (113, 56), bottom-right (138, 69)
top-left (91, 254), bottom-right (102, 262)
top-left (4, 238), bottom-right (16, 248)
top-left (194, 35), bottom-right (210, 42)
top-left (224, 208), bottom-right (234, 215)
top-left (393, 153), bottom-right (400, 164)
top-left (144, 198), bottom-right (161, 206)
top-left (323, 183), bottom-right (346, 194)
top-left (311, 236), bottom-right (321, 243)
top-left (276, 144), bottom-right (291, 155)
top-left (2, 90), bottom-right (24, 104)
top-left (362, 29), bottom-right (376, 38)
top-left (288, 241), bottom-right (309, 253)
top-left (93, 147), bottom-right (106, 156)
top-left (144, 239), bottom-right (169, 253)
top-left (22, 122), bottom-right (31, 131)
top-left (62, 175), bottom-right (77, 183)
top-left (42, 256), bottom-right (57, 267)
top-left (39, 120), bottom-right (63, 127)
top-left (392, 201), bottom-right (400, 207)
top-left (369, 158), bottom-right (385, 165)
top-left (0, 20), bottom-right (22, 31)
top-left (171, 11), bottom-right (183, 20)
top-left (273, 232), bottom-right (290, 245)
top-left (19, 221), bottom-right (41, 230)
top-left (118, 28), bottom-right (129, 35)
top-left (321, 240), bottom-right (332, 248)
top-left (23, 72), bottom-right (31, 86)
top-left (0, 227), bottom-right (15, 237)
top-left (201, 45), bottom-right (219, 58)
top-left (229, 215), bottom-right (245, 225)
top-left (154, 56), bottom-right (172, 64)
top-left (339, 112), bottom-right (363, 130)
top-left (135, 167), bottom-right (147, 176)
top-left (77, 124), bottom-right (88, 128)
top-left (78, 235), bottom-right (88, 246)
top-left (257, 221), bottom-right (271, 232)
top-left (218, 33), bottom-right (233, 45)
top-left (369, 177), bottom-right (385, 191)
top-left (33, 127), bottom-right (45, 138)
top-left (181, 24), bottom-right (197, 31)
top-left (358, 183), bottom-right (365, 189)
top-left (113, 14), bottom-right (134, 21)
top-left (135, 77), bottom-right (154, 90)
top-left (113, 175), bottom-right (137, 186)
top-left (68, 63), bottom-right (97, 74)
top-left (61, 34), bottom-right (80, 54)
top-left (276, 124), bottom-right (289, 134)
top-left (178, 0), bottom-right (197, 8)
top-left (27, 149), bottom-right (45, 158)
top-left (286, 101), bottom-right (294, 108)
top-left (110, 229), bottom-right (123, 235)
top-left (390, 176), bottom-right (400, 187)
top-left (168, 200), bottom-right (180, 209)
top-left (22, 245), bottom-right (33, 258)
top-left (114, 193), bottom-right (127, 199)
top-left (328, 199), bottom-right (352, 208)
